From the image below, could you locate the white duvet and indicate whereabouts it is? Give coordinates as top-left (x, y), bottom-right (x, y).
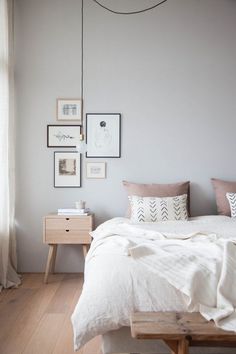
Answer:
top-left (71, 216), bottom-right (236, 351)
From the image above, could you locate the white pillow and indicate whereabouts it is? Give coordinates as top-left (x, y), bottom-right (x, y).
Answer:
top-left (226, 193), bottom-right (236, 218)
top-left (128, 194), bottom-right (188, 223)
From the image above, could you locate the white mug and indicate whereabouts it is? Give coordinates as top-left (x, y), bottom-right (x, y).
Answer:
top-left (75, 200), bottom-right (85, 209)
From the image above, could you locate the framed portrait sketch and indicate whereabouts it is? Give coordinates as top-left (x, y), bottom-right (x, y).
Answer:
top-left (86, 113), bottom-right (121, 158)
top-left (47, 125), bottom-right (81, 148)
top-left (57, 99), bottom-right (82, 123)
top-left (54, 152), bottom-right (81, 188)
top-left (86, 162), bottom-right (106, 179)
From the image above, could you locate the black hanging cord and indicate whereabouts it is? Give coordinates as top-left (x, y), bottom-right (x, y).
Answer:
top-left (91, 0), bottom-right (167, 15)
top-left (81, 0), bottom-right (84, 137)
top-left (80, 0), bottom-right (167, 137)
top-left (81, 0), bottom-right (84, 102)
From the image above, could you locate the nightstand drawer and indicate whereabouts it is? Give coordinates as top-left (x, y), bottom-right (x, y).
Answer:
top-left (45, 229), bottom-right (91, 244)
top-left (45, 217), bottom-right (91, 231)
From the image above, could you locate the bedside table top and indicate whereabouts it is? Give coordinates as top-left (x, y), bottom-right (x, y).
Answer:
top-left (45, 213), bottom-right (94, 219)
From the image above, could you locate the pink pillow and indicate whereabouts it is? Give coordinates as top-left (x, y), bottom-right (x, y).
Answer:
top-left (123, 180), bottom-right (190, 216)
top-left (211, 178), bottom-right (236, 216)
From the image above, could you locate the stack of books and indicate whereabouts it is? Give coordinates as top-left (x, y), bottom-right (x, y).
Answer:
top-left (58, 208), bottom-right (90, 216)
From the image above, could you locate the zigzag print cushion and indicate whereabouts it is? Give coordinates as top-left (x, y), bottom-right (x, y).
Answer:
top-left (128, 194), bottom-right (188, 223)
top-left (226, 193), bottom-right (236, 217)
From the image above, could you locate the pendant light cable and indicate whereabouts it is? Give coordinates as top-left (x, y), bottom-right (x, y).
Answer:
top-left (91, 0), bottom-right (167, 15)
top-left (80, 0), bottom-right (84, 139)
top-left (80, 0), bottom-right (168, 139)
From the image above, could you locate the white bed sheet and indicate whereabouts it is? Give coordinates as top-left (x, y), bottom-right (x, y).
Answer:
top-left (71, 215), bottom-right (236, 351)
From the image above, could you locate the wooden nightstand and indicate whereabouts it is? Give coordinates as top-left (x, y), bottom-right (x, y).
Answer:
top-left (43, 213), bottom-right (94, 283)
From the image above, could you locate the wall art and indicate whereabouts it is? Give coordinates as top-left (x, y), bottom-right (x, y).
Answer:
top-left (57, 98), bottom-right (82, 123)
top-left (86, 113), bottom-right (121, 158)
top-left (86, 162), bottom-right (106, 179)
top-left (54, 152), bottom-right (81, 187)
top-left (47, 125), bottom-right (81, 148)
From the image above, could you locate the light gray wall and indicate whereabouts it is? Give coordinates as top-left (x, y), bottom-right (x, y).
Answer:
top-left (14, 0), bottom-right (236, 272)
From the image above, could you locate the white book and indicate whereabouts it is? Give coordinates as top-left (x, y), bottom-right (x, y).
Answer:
top-left (58, 208), bottom-right (90, 213)
top-left (58, 212), bottom-right (90, 216)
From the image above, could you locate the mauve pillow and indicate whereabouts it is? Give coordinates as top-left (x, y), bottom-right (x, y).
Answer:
top-left (123, 180), bottom-right (190, 216)
top-left (211, 178), bottom-right (236, 216)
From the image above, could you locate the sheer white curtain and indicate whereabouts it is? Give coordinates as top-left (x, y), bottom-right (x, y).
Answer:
top-left (0, 0), bottom-right (21, 290)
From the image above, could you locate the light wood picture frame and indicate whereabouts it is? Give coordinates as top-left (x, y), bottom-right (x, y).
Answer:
top-left (57, 98), bottom-right (82, 123)
top-left (86, 162), bottom-right (106, 179)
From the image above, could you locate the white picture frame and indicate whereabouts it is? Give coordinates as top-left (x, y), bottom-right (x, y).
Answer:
top-left (86, 162), bottom-right (106, 179)
top-left (57, 98), bottom-right (82, 123)
top-left (47, 125), bottom-right (81, 148)
top-left (86, 113), bottom-right (121, 158)
top-left (54, 152), bottom-right (81, 188)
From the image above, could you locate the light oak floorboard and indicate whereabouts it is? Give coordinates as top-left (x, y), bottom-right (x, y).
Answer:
top-left (0, 287), bottom-right (35, 344)
top-left (0, 286), bottom-right (15, 303)
top-left (22, 313), bottom-right (66, 354)
top-left (0, 275), bottom-right (64, 354)
top-left (46, 274), bottom-right (82, 314)
top-left (52, 279), bottom-right (84, 354)
top-left (0, 273), bottom-right (102, 354)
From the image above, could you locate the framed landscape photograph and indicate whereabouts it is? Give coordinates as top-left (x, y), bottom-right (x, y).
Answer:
top-left (57, 98), bottom-right (82, 123)
top-left (54, 152), bottom-right (81, 188)
top-left (47, 125), bottom-right (81, 148)
top-left (86, 162), bottom-right (106, 179)
top-left (86, 113), bottom-right (121, 158)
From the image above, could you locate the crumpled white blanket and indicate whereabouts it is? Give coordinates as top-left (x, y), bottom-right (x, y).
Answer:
top-left (129, 234), bottom-right (236, 331)
top-left (71, 216), bottom-right (236, 351)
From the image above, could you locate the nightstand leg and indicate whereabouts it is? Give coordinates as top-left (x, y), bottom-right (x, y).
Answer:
top-left (51, 244), bottom-right (58, 273)
top-left (44, 245), bottom-right (54, 284)
top-left (82, 244), bottom-right (90, 258)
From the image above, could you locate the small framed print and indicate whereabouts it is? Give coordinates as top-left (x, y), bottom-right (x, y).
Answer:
top-left (57, 99), bottom-right (82, 123)
top-left (86, 113), bottom-right (121, 158)
top-left (47, 125), bottom-right (81, 148)
top-left (86, 162), bottom-right (106, 179)
top-left (54, 152), bottom-right (81, 188)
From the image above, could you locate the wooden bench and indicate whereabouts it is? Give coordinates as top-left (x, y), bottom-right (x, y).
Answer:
top-left (130, 312), bottom-right (236, 354)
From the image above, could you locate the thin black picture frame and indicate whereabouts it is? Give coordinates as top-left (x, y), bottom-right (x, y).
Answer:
top-left (54, 151), bottom-right (82, 188)
top-left (86, 113), bottom-right (121, 158)
top-left (47, 125), bottom-right (81, 148)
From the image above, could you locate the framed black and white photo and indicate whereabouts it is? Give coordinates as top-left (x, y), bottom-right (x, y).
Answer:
top-left (86, 162), bottom-right (106, 179)
top-left (47, 125), bottom-right (81, 148)
top-left (57, 99), bottom-right (82, 123)
top-left (86, 113), bottom-right (121, 158)
top-left (54, 152), bottom-right (81, 188)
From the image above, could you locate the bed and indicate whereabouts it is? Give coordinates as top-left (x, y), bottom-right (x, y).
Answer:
top-left (71, 215), bottom-right (236, 353)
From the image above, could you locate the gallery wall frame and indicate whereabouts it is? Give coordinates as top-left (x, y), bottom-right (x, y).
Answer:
top-left (54, 151), bottom-right (81, 188)
top-left (86, 113), bottom-right (121, 158)
top-left (57, 98), bottom-right (82, 123)
top-left (47, 125), bottom-right (81, 148)
top-left (86, 162), bottom-right (106, 179)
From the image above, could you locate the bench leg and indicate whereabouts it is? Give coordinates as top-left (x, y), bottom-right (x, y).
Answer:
top-left (164, 340), bottom-right (178, 354)
top-left (178, 338), bottom-right (189, 354)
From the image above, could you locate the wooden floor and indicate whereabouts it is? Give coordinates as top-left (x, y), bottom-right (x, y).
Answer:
top-left (0, 273), bottom-right (102, 354)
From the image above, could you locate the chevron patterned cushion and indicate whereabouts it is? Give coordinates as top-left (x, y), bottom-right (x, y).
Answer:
top-left (123, 180), bottom-right (191, 217)
top-left (226, 193), bottom-right (236, 218)
top-left (128, 194), bottom-right (188, 223)
top-left (211, 178), bottom-right (236, 216)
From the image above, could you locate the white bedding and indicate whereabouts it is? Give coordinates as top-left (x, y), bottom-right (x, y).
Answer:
top-left (71, 215), bottom-right (236, 351)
